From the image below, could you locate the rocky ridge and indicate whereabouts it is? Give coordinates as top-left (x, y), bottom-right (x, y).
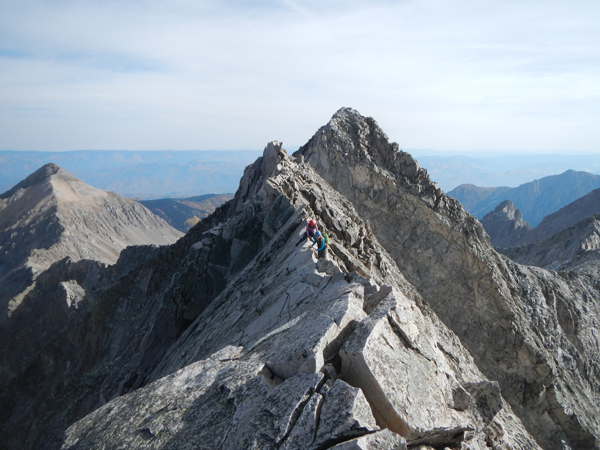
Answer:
top-left (1, 110), bottom-right (599, 450)
top-left (58, 141), bottom-right (538, 450)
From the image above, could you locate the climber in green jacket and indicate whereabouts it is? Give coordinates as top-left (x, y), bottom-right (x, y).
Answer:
top-left (312, 230), bottom-right (328, 260)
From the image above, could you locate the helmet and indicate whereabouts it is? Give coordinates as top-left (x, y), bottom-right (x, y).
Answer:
top-left (314, 231), bottom-right (321, 238)
top-left (308, 220), bottom-right (316, 228)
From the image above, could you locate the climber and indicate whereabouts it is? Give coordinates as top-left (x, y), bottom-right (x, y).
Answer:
top-left (296, 219), bottom-right (319, 246)
top-left (312, 230), bottom-right (329, 259)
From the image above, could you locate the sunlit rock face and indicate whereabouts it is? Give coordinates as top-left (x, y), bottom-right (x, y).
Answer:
top-left (2, 110), bottom-right (600, 450)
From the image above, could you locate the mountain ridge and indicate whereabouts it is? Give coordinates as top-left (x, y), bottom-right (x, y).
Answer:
top-left (0, 109), bottom-right (599, 450)
top-left (449, 169), bottom-right (600, 226)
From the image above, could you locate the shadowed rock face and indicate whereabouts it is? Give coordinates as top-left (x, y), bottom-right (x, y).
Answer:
top-left (296, 107), bottom-right (600, 450)
top-left (480, 200), bottom-right (533, 248)
top-left (2, 111), bottom-right (599, 450)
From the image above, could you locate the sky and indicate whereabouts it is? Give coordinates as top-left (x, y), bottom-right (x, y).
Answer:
top-left (1, 0), bottom-right (599, 153)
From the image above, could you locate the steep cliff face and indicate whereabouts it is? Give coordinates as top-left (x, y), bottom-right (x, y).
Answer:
top-left (296, 108), bottom-right (600, 450)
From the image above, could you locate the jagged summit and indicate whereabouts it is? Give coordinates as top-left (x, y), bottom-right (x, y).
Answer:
top-left (480, 200), bottom-right (533, 248)
top-left (298, 108), bottom-right (600, 449)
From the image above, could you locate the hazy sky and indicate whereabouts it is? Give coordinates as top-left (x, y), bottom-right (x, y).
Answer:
top-left (1, 0), bottom-right (599, 153)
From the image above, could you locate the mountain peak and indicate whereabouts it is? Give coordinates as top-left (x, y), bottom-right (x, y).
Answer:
top-left (295, 108), bottom-right (451, 214)
top-left (0, 162), bottom-right (68, 199)
top-left (0, 163), bottom-right (183, 283)
top-left (480, 200), bottom-right (532, 248)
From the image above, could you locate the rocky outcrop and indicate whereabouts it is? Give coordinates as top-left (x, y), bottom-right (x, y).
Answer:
top-left (480, 200), bottom-right (533, 248)
top-left (296, 107), bottom-right (600, 450)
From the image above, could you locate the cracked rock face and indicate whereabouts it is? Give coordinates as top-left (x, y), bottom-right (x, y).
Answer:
top-left (3, 112), bottom-right (599, 450)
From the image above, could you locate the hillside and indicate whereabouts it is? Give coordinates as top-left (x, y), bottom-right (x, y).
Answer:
top-left (139, 193), bottom-right (234, 232)
top-left (0, 110), bottom-right (599, 450)
top-left (500, 215), bottom-right (600, 272)
top-left (448, 170), bottom-right (600, 226)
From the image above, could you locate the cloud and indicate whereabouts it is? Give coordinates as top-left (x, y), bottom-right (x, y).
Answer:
top-left (0, 0), bottom-right (599, 152)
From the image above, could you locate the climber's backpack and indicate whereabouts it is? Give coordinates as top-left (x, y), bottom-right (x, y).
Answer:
top-left (322, 231), bottom-right (330, 245)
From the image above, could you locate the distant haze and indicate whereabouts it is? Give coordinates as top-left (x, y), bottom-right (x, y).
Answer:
top-left (3, 149), bottom-right (600, 199)
top-left (1, 1), bottom-right (599, 153)
top-left (0, 150), bottom-right (260, 199)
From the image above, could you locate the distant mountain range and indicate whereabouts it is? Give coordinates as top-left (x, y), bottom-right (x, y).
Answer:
top-left (448, 170), bottom-right (600, 227)
top-left (0, 150), bottom-right (261, 199)
top-left (500, 214), bottom-right (600, 273)
top-left (462, 181), bottom-right (600, 273)
top-left (411, 152), bottom-right (600, 192)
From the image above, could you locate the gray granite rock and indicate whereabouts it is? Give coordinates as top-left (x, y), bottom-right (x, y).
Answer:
top-left (329, 429), bottom-right (406, 450)
top-left (313, 379), bottom-right (379, 448)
